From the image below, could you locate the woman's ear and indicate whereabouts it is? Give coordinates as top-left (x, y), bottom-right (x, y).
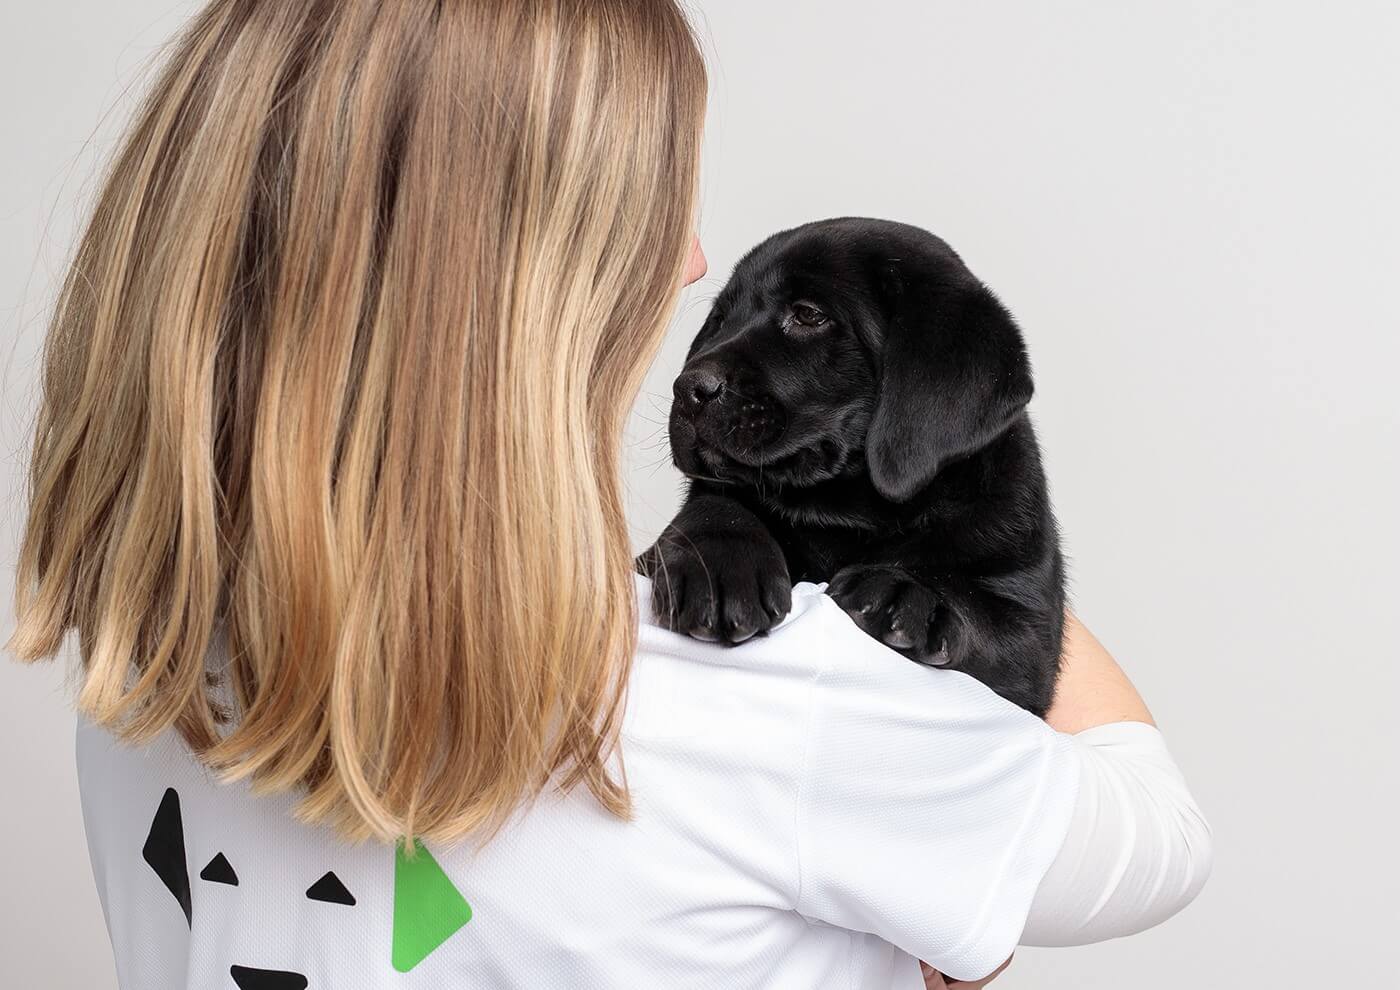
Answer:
top-left (682, 235), bottom-right (708, 287)
top-left (866, 283), bottom-right (1034, 502)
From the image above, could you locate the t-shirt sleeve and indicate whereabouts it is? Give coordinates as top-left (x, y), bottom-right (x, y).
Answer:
top-left (1020, 720), bottom-right (1213, 947)
top-left (792, 601), bottom-right (1081, 982)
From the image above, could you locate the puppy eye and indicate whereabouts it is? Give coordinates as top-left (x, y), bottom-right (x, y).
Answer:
top-left (791, 303), bottom-right (828, 328)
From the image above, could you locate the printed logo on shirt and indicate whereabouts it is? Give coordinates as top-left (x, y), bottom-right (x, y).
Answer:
top-left (140, 788), bottom-right (473, 985)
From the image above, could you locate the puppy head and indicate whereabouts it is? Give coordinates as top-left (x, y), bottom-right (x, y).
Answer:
top-left (669, 217), bottom-right (1033, 501)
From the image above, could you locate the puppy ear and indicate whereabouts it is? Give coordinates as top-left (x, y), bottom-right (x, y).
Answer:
top-left (866, 282), bottom-right (1033, 502)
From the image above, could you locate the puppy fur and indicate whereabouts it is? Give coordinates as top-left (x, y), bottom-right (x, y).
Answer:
top-left (639, 217), bottom-right (1064, 715)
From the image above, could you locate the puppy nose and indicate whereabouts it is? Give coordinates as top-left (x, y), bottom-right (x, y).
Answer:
top-left (230, 965), bottom-right (308, 990)
top-left (675, 366), bottom-right (726, 410)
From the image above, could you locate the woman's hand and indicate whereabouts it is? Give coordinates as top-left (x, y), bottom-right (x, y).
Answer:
top-left (921, 956), bottom-right (1013, 989)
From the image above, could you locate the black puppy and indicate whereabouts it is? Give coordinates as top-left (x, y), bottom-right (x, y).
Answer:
top-left (638, 217), bottom-right (1063, 715)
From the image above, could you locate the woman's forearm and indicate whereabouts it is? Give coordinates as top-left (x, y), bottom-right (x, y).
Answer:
top-left (1045, 613), bottom-right (1155, 734)
top-left (1023, 613), bottom-right (1211, 945)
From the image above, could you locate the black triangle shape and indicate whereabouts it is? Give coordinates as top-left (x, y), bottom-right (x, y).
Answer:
top-left (142, 788), bottom-right (191, 927)
top-left (230, 965), bottom-right (308, 990)
top-left (200, 851), bottom-right (239, 886)
top-left (305, 870), bottom-right (355, 905)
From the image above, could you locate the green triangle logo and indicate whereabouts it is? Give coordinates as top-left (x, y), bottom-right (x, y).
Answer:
top-left (392, 840), bottom-right (473, 972)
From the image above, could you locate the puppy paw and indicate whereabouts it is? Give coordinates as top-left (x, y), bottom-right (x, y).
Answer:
top-left (828, 564), bottom-right (951, 665)
top-left (639, 535), bottom-right (792, 645)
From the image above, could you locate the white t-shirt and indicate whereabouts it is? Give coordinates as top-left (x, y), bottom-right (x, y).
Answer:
top-left (77, 576), bottom-right (1204, 989)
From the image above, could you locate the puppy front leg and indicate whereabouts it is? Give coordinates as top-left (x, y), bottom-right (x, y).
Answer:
top-left (827, 562), bottom-right (1061, 716)
top-left (827, 563), bottom-right (951, 663)
top-left (637, 493), bottom-right (792, 644)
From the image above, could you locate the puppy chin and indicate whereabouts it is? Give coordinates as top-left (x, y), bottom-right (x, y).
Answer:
top-left (706, 439), bottom-right (857, 489)
top-left (667, 415), bottom-right (702, 474)
top-left (669, 440), bottom-right (748, 486)
top-left (671, 443), bottom-right (704, 477)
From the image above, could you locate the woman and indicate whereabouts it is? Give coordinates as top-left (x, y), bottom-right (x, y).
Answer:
top-left (9, 1), bottom-right (1210, 987)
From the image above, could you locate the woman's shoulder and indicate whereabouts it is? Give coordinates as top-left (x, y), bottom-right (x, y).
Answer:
top-left (634, 571), bottom-right (1053, 725)
top-left (632, 572), bottom-right (931, 714)
top-left (631, 575), bottom-right (1080, 978)
top-left (630, 572), bottom-right (1063, 771)
top-left (635, 573), bottom-right (853, 675)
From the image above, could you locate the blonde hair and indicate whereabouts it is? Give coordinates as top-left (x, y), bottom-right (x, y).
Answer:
top-left (8, 0), bottom-right (707, 842)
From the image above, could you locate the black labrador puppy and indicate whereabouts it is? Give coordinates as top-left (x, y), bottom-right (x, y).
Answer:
top-left (638, 217), bottom-right (1063, 715)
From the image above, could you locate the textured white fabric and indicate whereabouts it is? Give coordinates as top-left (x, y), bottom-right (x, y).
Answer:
top-left (76, 575), bottom-right (1201, 989)
top-left (1022, 721), bottom-right (1213, 946)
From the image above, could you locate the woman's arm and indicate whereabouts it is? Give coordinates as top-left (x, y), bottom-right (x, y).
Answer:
top-left (1020, 613), bottom-right (1212, 946)
top-left (928, 615), bottom-right (1206, 969)
top-left (1045, 612), bottom-right (1154, 733)
top-left (789, 596), bottom-right (1209, 976)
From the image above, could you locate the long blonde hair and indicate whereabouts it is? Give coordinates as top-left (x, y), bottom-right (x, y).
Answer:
top-left (8, 0), bottom-right (707, 842)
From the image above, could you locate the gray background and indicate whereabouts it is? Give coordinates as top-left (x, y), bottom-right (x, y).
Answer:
top-left (3, 1), bottom-right (1397, 987)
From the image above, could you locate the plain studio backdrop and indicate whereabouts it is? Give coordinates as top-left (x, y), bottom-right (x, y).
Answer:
top-left (3, 2), bottom-right (1397, 987)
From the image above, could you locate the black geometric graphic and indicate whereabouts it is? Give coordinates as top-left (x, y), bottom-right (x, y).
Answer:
top-left (199, 851), bottom-right (239, 886)
top-left (141, 788), bottom-right (191, 927)
top-left (305, 870), bottom-right (356, 906)
top-left (229, 965), bottom-right (308, 990)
